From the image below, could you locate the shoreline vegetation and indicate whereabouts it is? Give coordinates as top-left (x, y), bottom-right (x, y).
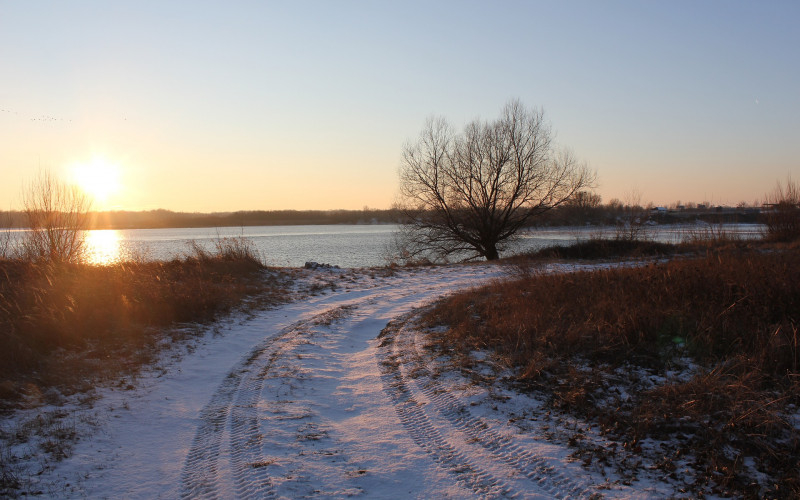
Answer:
top-left (0, 237), bottom-right (291, 409)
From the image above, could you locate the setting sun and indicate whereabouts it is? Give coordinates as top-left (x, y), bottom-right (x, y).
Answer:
top-left (70, 157), bottom-right (121, 205)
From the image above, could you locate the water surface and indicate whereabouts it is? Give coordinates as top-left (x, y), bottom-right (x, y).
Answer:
top-left (4, 223), bottom-right (765, 268)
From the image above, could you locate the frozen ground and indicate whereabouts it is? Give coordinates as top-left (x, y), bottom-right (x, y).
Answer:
top-left (3, 263), bottom-right (678, 498)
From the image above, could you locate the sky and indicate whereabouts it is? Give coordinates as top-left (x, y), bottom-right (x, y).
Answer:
top-left (1, 1), bottom-right (798, 212)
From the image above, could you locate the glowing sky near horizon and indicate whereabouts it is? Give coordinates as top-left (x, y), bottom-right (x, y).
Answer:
top-left (1, 1), bottom-right (798, 211)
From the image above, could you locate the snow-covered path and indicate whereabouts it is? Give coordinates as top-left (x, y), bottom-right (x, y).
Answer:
top-left (180, 265), bottom-right (511, 499)
top-left (35, 264), bottom-right (645, 498)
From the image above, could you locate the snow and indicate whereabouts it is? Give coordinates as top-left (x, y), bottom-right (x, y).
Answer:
top-left (1, 262), bottom-right (695, 498)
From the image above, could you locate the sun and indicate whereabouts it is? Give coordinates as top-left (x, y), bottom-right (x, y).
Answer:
top-left (70, 157), bottom-right (121, 205)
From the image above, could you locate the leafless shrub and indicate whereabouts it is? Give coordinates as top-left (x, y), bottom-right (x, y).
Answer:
top-left (763, 175), bottom-right (800, 242)
top-left (20, 170), bottom-right (91, 264)
top-left (613, 188), bottom-right (651, 242)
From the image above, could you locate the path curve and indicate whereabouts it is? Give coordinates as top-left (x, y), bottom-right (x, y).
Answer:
top-left (179, 265), bottom-right (607, 498)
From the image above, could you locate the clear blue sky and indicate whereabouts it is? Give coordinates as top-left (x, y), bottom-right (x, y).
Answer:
top-left (1, 1), bottom-right (798, 211)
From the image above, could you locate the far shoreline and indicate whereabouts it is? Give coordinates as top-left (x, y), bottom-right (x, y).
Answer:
top-left (1, 208), bottom-right (403, 231)
top-left (1, 204), bottom-right (763, 231)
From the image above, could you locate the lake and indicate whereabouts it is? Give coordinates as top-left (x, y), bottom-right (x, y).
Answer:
top-left (4, 223), bottom-right (765, 268)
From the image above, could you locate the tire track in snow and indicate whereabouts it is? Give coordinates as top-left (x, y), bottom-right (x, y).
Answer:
top-left (378, 320), bottom-right (515, 497)
top-left (181, 367), bottom-right (241, 499)
top-left (379, 313), bottom-right (603, 499)
top-left (181, 320), bottom-right (310, 499)
top-left (407, 329), bottom-right (601, 499)
top-left (228, 339), bottom-right (287, 499)
top-left (181, 299), bottom-right (375, 499)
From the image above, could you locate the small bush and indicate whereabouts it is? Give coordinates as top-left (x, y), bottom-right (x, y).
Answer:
top-left (187, 235), bottom-right (264, 272)
top-left (528, 237), bottom-right (675, 260)
top-left (20, 171), bottom-right (91, 264)
top-left (763, 176), bottom-right (800, 242)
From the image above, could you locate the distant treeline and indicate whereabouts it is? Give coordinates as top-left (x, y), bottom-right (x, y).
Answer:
top-left (532, 203), bottom-right (764, 227)
top-left (0, 208), bottom-right (403, 230)
top-left (0, 204), bottom-right (763, 231)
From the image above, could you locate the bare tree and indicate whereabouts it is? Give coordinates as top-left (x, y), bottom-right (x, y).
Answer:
top-left (21, 170), bottom-right (92, 263)
top-left (560, 190), bottom-right (602, 224)
top-left (569, 191), bottom-right (602, 211)
top-left (397, 100), bottom-right (594, 261)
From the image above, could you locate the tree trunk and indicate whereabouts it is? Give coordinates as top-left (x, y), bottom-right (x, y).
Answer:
top-left (484, 244), bottom-right (499, 261)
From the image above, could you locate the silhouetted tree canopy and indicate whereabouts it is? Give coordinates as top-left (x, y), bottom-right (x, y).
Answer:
top-left (397, 100), bottom-right (594, 261)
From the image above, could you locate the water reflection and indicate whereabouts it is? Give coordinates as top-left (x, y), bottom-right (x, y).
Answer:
top-left (85, 230), bottom-right (122, 265)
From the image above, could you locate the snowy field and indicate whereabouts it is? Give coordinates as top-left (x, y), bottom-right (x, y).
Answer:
top-left (3, 263), bottom-right (681, 498)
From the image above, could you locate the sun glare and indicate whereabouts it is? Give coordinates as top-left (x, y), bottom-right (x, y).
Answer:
top-left (84, 229), bottom-right (122, 265)
top-left (70, 157), bottom-right (121, 205)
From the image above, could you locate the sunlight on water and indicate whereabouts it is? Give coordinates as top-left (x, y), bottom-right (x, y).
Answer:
top-left (85, 230), bottom-right (122, 265)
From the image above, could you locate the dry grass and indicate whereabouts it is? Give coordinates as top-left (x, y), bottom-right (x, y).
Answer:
top-left (521, 237), bottom-right (677, 261)
top-left (680, 222), bottom-right (744, 247)
top-left (0, 249), bottom-right (290, 406)
top-left (424, 247), bottom-right (800, 497)
top-left (763, 176), bottom-right (800, 242)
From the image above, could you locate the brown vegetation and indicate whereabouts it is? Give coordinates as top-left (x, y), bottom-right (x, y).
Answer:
top-left (423, 246), bottom-right (800, 497)
top-left (523, 237), bottom-right (678, 261)
top-left (0, 244), bottom-right (290, 406)
top-left (1, 172), bottom-right (292, 495)
top-left (763, 176), bottom-right (800, 242)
